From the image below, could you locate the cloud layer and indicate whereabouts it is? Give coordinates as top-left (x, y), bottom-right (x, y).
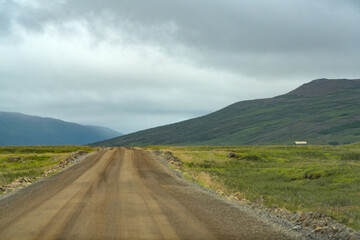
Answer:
top-left (1, 0), bottom-right (360, 133)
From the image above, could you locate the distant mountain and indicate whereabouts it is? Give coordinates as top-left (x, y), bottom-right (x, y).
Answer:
top-left (91, 78), bottom-right (360, 146)
top-left (0, 112), bottom-right (122, 146)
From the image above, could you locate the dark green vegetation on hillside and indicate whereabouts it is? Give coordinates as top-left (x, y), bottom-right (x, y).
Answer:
top-left (0, 146), bottom-right (94, 188)
top-left (92, 79), bottom-right (360, 146)
top-left (0, 112), bottom-right (121, 146)
top-left (148, 144), bottom-right (360, 230)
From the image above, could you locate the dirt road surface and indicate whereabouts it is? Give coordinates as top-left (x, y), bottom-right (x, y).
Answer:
top-left (0, 148), bottom-right (300, 239)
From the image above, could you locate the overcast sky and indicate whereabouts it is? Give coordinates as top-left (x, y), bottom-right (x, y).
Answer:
top-left (1, 0), bottom-right (360, 133)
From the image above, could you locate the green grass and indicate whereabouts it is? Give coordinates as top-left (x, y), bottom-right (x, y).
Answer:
top-left (0, 145), bottom-right (94, 154)
top-left (147, 143), bottom-right (360, 230)
top-left (0, 145), bottom-right (95, 187)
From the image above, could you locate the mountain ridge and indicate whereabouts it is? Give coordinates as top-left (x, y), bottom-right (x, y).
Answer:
top-left (0, 112), bottom-right (122, 146)
top-left (285, 78), bottom-right (360, 97)
top-left (91, 78), bottom-right (360, 146)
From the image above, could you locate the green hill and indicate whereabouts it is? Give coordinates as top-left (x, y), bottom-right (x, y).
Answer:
top-left (0, 112), bottom-right (122, 146)
top-left (91, 79), bottom-right (360, 146)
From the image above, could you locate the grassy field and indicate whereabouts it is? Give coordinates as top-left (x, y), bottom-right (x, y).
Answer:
top-left (147, 143), bottom-right (360, 230)
top-left (0, 146), bottom-right (94, 188)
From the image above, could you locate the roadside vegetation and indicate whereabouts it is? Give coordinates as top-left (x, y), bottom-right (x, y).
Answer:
top-left (0, 146), bottom-right (94, 190)
top-left (147, 143), bottom-right (360, 230)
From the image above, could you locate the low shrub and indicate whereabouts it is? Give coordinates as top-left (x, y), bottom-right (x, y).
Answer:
top-left (341, 152), bottom-right (360, 161)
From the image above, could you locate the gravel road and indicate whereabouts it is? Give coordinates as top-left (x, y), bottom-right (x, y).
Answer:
top-left (0, 148), bottom-right (302, 239)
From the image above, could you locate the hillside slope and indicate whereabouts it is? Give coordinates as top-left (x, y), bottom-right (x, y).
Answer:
top-left (92, 79), bottom-right (360, 146)
top-left (0, 112), bottom-right (121, 146)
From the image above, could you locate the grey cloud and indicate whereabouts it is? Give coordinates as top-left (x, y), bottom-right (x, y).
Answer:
top-left (9, 1), bottom-right (359, 50)
top-left (1, 0), bottom-right (359, 132)
top-left (61, 0), bottom-right (360, 52)
top-left (0, 14), bottom-right (10, 35)
top-left (7, 0), bottom-right (360, 79)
